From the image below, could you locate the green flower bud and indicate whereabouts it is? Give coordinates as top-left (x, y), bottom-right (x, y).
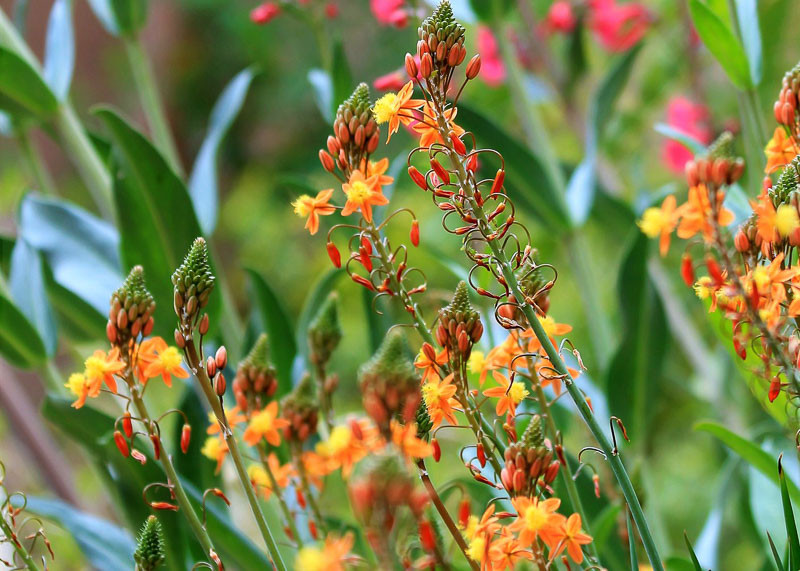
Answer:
top-left (134, 515), bottom-right (165, 571)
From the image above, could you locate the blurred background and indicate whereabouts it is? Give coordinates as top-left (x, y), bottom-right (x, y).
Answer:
top-left (0, 0), bottom-right (798, 568)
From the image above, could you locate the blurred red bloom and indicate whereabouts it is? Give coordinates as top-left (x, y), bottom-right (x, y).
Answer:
top-left (371, 0), bottom-right (408, 27)
top-left (661, 96), bottom-right (712, 173)
top-left (250, 2), bottom-right (280, 25)
top-left (545, 1), bottom-right (577, 34)
top-left (588, 0), bottom-right (650, 52)
top-left (477, 27), bottom-right (506, 87)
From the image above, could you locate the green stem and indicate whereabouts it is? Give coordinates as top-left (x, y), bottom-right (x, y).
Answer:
top-left (123, 37), bottom-right (183, 176)
top-left (312, 361), bottom-right (333, 437)
top-left (437, 122), bottom-right (663, 571)
top-left (185, 339), bottom-right (287, 571)
top-left (18, 129), bottom-right (56, 196)
top-left (258, 444), bottom-right (302, 547)
top-left (0, 511), bottom-right (38, 571)
top-left (293, 442), bottom-right (327, 534)
top-left (129, 388), bottom-right (217, 563)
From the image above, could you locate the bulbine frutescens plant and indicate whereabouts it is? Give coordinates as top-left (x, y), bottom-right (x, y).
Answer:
top-left (294, 1), bottom-right (662, 568)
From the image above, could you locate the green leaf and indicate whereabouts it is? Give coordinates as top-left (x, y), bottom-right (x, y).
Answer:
top-left (566, 43), bottom-right (642, 226)
top-left (767, 531), bottom-right (786, 571)
top-left (18, 194), bottom-right (122, 315)
top-left (44, 268), bottom-right (107, 343)
top-left (627, 508), bottom-right (639, 569)
top-left (456, 104), bottom-right (570, 231)
top-left (25, 495), bottom-right (136, 570)
top-left (95, 107), bottom-right (216, 338)
top-left (307, 41), bottom-right (352, 125)
top-left (246, 268), bottom-right (296, 395)
top-left (294, 268), bottom-right (343, 370)
top-left (189, 67), bottom-right (256, 235)
top-left (9, 237), bottom-right (57, 355)
top-left (43, 0), bottom-right (74, 100)
top-left (0, 46), bottom-right (58, 118)
top-left (0, 291), bottom-right (47, 368)
top-left (86, 0), bottom-right (147, 37)
top-left (654, 122), bottom-right (707, 156)
top-left (779, 457), bottom-right (800, 569)
top-left (684, 532), bottom-right (704, 570)
top-left (689, 0), bottom-right (752, 89)
top-left (604, 230), bottom-right (667, 439)
top-left (735, 0), bottom-right (762, 85)
top-left (696, 422), bottom-right (800, 504)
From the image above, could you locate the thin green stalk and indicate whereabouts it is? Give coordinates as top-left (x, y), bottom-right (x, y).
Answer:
top-left (311, 361), bottom-right (333, 438)
top-left (129, 388), bottom-right (218, 563)
top-left (437, 122), bottom-right (663, 570)
top-left (258, 444), bottom-right (303, 547)
top-left (0, 512), bottom-right (38, 571)
top-left (185, 339), bottom-right (287, 571)
top-left (123, 37), bottom-right (183, 176)
top-left (18, 129), bottom-right (56, 196)
top-left (293, 445), bottom-right (327, 535)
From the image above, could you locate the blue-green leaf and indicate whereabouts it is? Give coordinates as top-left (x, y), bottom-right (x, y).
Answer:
top-left (735, 0), bottom-right (762, 86)
top-left (0, 46), bottom-right (58, 118)
top-left (308, 40), bottom-right (352, 124)
top-left (86, 0), bottom-right (148, 37)
top-left (18, 194), bottom-right (122, 315)
top-left (780, 457), bottom-right (800, 569)
top-left (0, 292), bottom-right (47, 368)
top-left (654, 123), bottom-right (707, 156)
top-left (189, 68), bottom-right (256, 235)
top-left (9, 237), bottom-right (56, 355)
top-left (43, 0), bottom-right (74, 100)
top-left (689, 0), bottom-right (752, 90)
top-left (25, 496), bottom-right (136, 570)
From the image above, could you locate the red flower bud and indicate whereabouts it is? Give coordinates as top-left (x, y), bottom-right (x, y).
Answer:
top-left (319, 149), bottom-right (335, 173)
top-left (593, 474), bottom-right (601, 498)
top-left (352, 274), bottom-right (375, 291)
top-left (309, 519), bottom-right (318, 540)
top-left (769, 377), bottom-right (781, 402)
top-left (490, 169), bottom-right (505, 195)
top-left (215, 346), bottom-right (228, 370)
top-left (250, 2), bottom-right (280, 25)
top-left (296, 487), bottom-right (307, 510)
top-left (706, 256), bottom-right (724, 285)
top-left (466, 154), bottom-right (478, 172)
top-left (410, 219), bottom-right (420, 247)
top-left (199, 313), bottom-right (210, 335)
top-left (419, 520), bottom-right (436, 551)
top-left (405, 53), bottom-right (418, 79)
top-left (476, 442), bottom-right (486, 468)
top-left (327, 241), bottom-right (342, 268)
top-left (408, 166), bottom-right (428, 190)
top-left (181, 424), bottom-right (192, 454)
top-left (150, 501), bottom-right (178, 511)
top-left (207, 356), bottom-right (217, 378)
top-left (432, 438), bottom-right (441, 462)
top-left (680, 253), bottom-right (695, 287)
top-left (458, 498), bottom-right (471, 528)
top-left (450, 133), bottom-right (467, 155)
top-left (465, 54), bottom-right (481, 79)
top-left (114, 430), bottom-right (129, 457)
top-left (122, 411), bottom-right (133, 438)
top-left (431, 159), bottom-right (450, 185)
top-left (215, 373), bottom-right (227, 397)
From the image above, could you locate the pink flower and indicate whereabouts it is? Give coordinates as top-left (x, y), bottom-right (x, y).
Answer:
top-left (477, 27), bottom-right (506, 87)
top-left (325, 3), bottom-right (339, 19)
top-left (250, 2), bottom-right (280, 25)
top-left (588, 0), bottom-right (651, 52)
top-left (374, 70), bottom-right (407, 92)
top-left (371, 0), bottom-right (408, 27)
top-left (661, 96), bottom-right (712, 173)
top-left (546, 1), bottom-right (577, 34)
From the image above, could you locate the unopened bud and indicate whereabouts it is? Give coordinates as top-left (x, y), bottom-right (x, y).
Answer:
top-left (114, 430), bottom-right (129, 457)
top-left (199, 313), bottom-right (210, 335)
top-left (215, 346), bottom-right (228, 370)
top-left (181, 424), bottom-right (192, 454)
top-left (207, 356), bottom-right (217, 378)
top-left (215, 373), bottom-right (227, 397)
top-left (405, 53), bottom-right (418, 78)
top-left (465, 54), bottom-right (481, 79)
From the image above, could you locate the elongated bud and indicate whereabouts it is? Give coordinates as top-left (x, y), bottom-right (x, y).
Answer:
top-left (106, 320), bottom-right (117, 343)
top-left (327, 241), bottom-right (342, 268)
top-left (680, 253), bottom-right (695, 287)
top-left (420, 53), bottom-right (433, 78)
top-left (352, 274), bottom-right (375, 290)
top-left (430, 158), bottom-right (450, 184)
top-left (476, 442), bottom-right (486, 467)
top-left (215, 373), bottom-right (227, 397)
top-left (151, 434), bottom-right (161, 460)
top-left (706, 256), bottom-right (724, 285)
top-left (132, 449), bottom-right (147, 465)
top-left (769, 376), bottom-right (781, 402)
top-left (432, 437), bottom-right (441, 462)
top-left (181, 424), bottom-right (192, 454)
top-left (490, 169), bottom-right (505, 195)
top-left (207, 356), bottom-right (217, 378)
top-left (408, 166), bottom-right (428, 190)
top-left (410, 219), bottom-right (420, 247)
top-left (215, 346), bottom-right (228, 370)
top-left (309, 519), bottom-right (318, 540)
top-left (466, 54), bottom-right (481, 79)
top-left (419, 520), bottom-right (436, 550)
top-left (122, 411), bottom-right (133, 438)
top-left (199, 313), bottom-right (210, 335)
top-left (114, 430), bottom-right (129, 457)
top-left (319, 149), bottom-right (335, 172)
top-left (450, 133), bottom-right (466, 155)
top-left (149, 501), bottom-right (178, 511)
top-left (405, 53), bottom-right (418, 78)
top-left (734, 229), bottom-right (750, 252)
top-left (458, 498), bottom-right (470, 528)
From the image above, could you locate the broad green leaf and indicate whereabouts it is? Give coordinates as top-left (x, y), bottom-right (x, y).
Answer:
top-left (780, 458), bottom-right (800, 570)
top-left (189, 68), bottom-right (256, 235)
top-left (294, 268), bottom-right (343, 370)
top-left (44, 268), bottom-right (107, 343)
top-left (566, 43), bottom-right (642, 226)
top-left (0, 46), bottom-right (58, 118)
top-left (457, 104), bottom-right (570, 231)
top-left (95, 107), bottom-right (216, 338)
top-left (86, 0), bottom-right (147, 37)
top-left (604, 230), bottom-right (667, 440)
top-left (308, 69), bottom-right (334, 124)
top-left (362, 287), bottom-right (392, 354)
top-left (735, 0), bottom-right (762, 85)
top-left (25, 495), bottom-right (136, 570)
top-left (689, 0), bottom-right (752, 90)
top-left (654, 123), bottom-right (707, 156)
top-left (695, 422), bottom-right (800, 503)
top-left (18, 194), bottom-right (122, 315)
top-left (9, 237), bottom-right (56, 355)
top-left (0, 292), bottom-right (47, 368)
top-left (246, 268), bottom-right (296, 394)
top-left (43, 0), bottom-right (74, 100)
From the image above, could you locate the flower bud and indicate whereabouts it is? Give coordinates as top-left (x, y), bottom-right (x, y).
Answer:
top-left (199, 313), bottom-right (210, 335)
top-left (410, 219), bottom-right (420, 247)
top-left (465, 54), bottom-right (481, 79)
top-left (405, 53), bottom-right (418, 78)
top-left (206, 356), bottom-right (217, 378)
top-left (215, 373), bottom-right (226, 397)
top-left (114, 430), bottom-right (129, 457)
top-left (181, 424), bottom-right (192, 454)
top-left (215, 346), bottom-right (228, 370)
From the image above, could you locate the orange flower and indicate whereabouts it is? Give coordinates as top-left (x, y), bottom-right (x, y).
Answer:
top-left (547, 513), bottom-right (593, 564)
top-left (390, 420), bottom-right (433, 459)
top-left (64, 373), bottom-right (91, 409)
top-left (201, 435), bottom-right (229, 473)
top-left (422, 373), bottom-right (459, 427)
top-left (637, 195), bottom-right (678, 256)
top-left (752, 190), bottom-right (800, 245)
top-left (415, 346), bottom-right (448, 382)
top-left (522, 315), bottom-right (572, 354)
top-left (139, 337), bottom-right (188, 387)
top-left (479, 334), bottom-right (525, 384)
top-left (68, 348), bottom-right (127, 407)
top-left (509, 496), bottom-right (565, 548)
top-left (489, 531), bottom-right (534, 571)
top-left (292, 189), bottom-right (336, 235)
top-left (534, 356), bottom-right (580, 397)
top-left (294, 532), bottom-right (356, 571)
top-left (315, 420), bottom-right (378, 477)
top-left (247, 453), bottom-right (294, 500)
top-left (372, 81), bottom-right (425, 142)
top-left (483, 371), bottom-right (529, 417)
top-left (207, 407), bottom-right (246, 435)
top-left (412, 103), bottom-right (465, 149)
top-left (341, 170), bottom-right (388, 223)
top-left (242, 401), bottom-right (289, 447)
top-left (366, 158), bottom-right (395, 190)
top-left (676, 184), bottom-right (734, 242)
top-left (765, 127), bottom-right (798, 173)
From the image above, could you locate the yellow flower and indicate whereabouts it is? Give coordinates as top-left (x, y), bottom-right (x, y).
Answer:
top-left (467, 351), bottom-right (485, 375)
top-left (242, 401), bottom-right (289, 447)
top-left (775, 203), bottom-right (800, 237)
top-left (201, 436), bottom-right (228, 473)
top-left (637, 195), bottom-right (678, 256)
top-left (295, 546), bottom-right (326, 571)
top-left (372, 81), bottom-right (425, 143)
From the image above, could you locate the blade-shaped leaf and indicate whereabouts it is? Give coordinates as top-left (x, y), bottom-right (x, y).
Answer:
top-left (0, 292), bottom-right (47, 368)
top-left (246, 268), bottom-right (296, 395)
top-left (189, 67), bottom-right (256, 235)
top-left (43, 0), bottom-right (74, 100)
top-left (0, 46), bottom-right (58, 118)
top-left (684, 531), bottom-right (704, 570)
top-left (86, 0), bottom-right (147, 37)
top-left (25, 495), bottom-right (136, 570)
top-left (18, 194), bottom-right (122, 315)
top-left (734, 0), bottom-right (762, 86)
top-left (9, 237), bottom-right (57, 355)
top-left (654, 122), bottom-right (707, 156)
top-left (689, 0), bottom-right (752, 90)
top-left (779, 457), bottom-right (800, 570)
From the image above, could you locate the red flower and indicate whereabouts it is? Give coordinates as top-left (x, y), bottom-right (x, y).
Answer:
top-left (661, 96), bottom-right (712, 174)
top-left (477, 27), bottom-right (506, 87)
top-left (588, 0), bottom-right (651, 52)
top-left (370, 0), bottom-right (408, 27)
top-left (250, 2), bottom-right (280, 25)
top-left (545, 1), bottom-right (577, 34)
